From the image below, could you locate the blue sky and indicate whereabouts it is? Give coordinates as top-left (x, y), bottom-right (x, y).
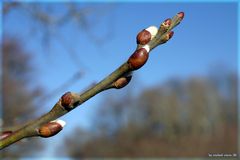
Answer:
top-left (2, 1), bottom-right (238, 157)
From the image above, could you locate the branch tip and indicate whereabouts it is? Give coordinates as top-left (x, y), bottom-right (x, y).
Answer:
top-left (177, 12), bottom-right (185, 20)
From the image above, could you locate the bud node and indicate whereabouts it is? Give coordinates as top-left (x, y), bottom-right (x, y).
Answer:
top-left (61, 92), bottom-right (74, 110)
top-left (128, 48), bottom-right (149, 70)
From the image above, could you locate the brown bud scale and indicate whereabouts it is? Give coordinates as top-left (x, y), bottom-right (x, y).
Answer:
top-left (128, 48), bottom-right (149, 70)
top-left (61, 92), bottom-right (73, 109)
top-left (136, 29), bottom-right (151, 45)
top-left (39, 122), bottom-right (62, 138)
top-left (168, 31), bottom-right (174, 39)
top-left (177, 12), bottom-right (184, 20)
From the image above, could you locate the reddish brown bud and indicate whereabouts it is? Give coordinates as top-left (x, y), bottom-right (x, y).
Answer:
top-left (136, 29), bottom-right (151, 45)
top-left (160, 31), bottom-right (174, 44)
top-left (168, 31), bottom-right (174, 39)
top-left (162, 18), bottom-right (172, 28)
top-left (0, 131), bottom-right (13, 140)
top-left (128, 48), bottom-right (149, 70)
top-left (38, 120), bottom-right (65, 138)
top-left (177, 12), bottom-right (184, 20)
top-left (114, 76), bottom-right (132, 89)
top-left (61, 92), bottom-right (73, 109)
top-left (159, 18), bottom-right (172, 34)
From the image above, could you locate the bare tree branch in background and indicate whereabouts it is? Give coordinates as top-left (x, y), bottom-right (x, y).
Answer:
top-left (1, 38), bottom-right (43, 158)
top-left (2, 2), bottom-right (116, 111)
top-left (3, 2), bottom-right (115, 67)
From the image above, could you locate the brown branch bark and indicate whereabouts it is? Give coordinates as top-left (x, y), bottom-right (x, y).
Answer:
top-left (0, 12), bottom-right (184, 149)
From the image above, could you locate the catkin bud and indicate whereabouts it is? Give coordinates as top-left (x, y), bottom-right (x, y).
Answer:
top-left (114, 76), bottom-right (132, 89)
top-left (38, 120), bottom-right (66, 138)
top-left (128, 48), bottom-right (149, 70)
top-left (136, 30), bottom-right (151, 45)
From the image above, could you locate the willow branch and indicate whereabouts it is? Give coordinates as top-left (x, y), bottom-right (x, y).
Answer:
top-left (0, 12), bottom-right (184, 149)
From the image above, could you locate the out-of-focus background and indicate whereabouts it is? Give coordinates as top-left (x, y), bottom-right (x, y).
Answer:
top-left (0, 1), bottom-right (238, 159)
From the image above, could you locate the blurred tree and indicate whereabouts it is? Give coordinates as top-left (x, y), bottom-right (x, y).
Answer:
top-left (1, 38), bottom-right (43, 158)
top-left (62, 72), bottom-right (238, 158)
top-left (3, 2), bottom-right (114, 63)
top-left (2, 2), bottom-right (115, 101)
